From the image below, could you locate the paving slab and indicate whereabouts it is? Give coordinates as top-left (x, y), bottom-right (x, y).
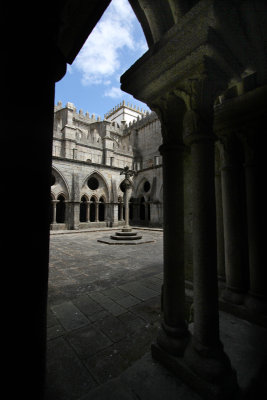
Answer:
top-left (51, 301), bottom-right (89, 331)
top-left (84, 346), bottom-right (130, 385)
top-left (94, 314), bottom-right (129, 342)
top-left (118, 282), bottom-right (158, 301)
top-left (101, 287), bottom-right (127, 300)
top-left (85, 353), bottom-right (201, 400)
top-left (114, 295), bottom-right (142, 308)
top-left (73, 294), bottom-right (104, 317)
top-left (66, 325), bottom-right (113, 359)
top-left (45, 337), bottom-right (97, 400)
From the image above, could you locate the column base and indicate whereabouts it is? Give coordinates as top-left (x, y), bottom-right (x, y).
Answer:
top-left (222, 287), bottom-right (246, 305)
top-left (156, 323), bottom-right (189, 357)
top-left (152, 341), bottom-right (239, 400)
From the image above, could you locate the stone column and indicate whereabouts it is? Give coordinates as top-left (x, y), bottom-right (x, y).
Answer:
top-left (239, 130), bottom-right (267, 313)
top-left (111, 202), bottom-right (118, 226)
top-left (215, 142), bottom-right (225, 281)
top-left (95, 201), bottom-right (99, 222)
top-left (69, 201), bottom-right (81, 230)
top-left (86, 201), bottom-right (90, 223)
top-left (149, 94), bottom-right (190, 357)
top-left (219, 135), bottom-right (248, 304)
top-left (52, 200), bottom-right (58, 224)
top-left (122, 181), bottom-right (132, 231)
top-left (182, 80), bottom-right (237, 391)
top-left (157, 141), bottom-right (189, 356)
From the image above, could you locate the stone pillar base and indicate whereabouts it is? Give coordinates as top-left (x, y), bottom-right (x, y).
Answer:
top-left (156, 324), bottom-right (189, 357)
top-left (152, 343), bottom-right (239, 400)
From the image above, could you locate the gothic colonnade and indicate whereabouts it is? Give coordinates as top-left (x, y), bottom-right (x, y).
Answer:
top-left (150, 83), bottom-right (266, 396)
top-left (215, 96), bottom-right (266, 313)
top-left (50, 195), bottom-right (155, 228)
top-left (120, 2), bottom-right (267, 394)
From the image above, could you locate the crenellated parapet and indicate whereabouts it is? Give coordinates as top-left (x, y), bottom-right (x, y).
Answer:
top-left (104, 99), bottom-right (147, 120)
top-left (55, 101), bottom-right (101, 123)
top-left (123, 110), bottom-right (157, 132)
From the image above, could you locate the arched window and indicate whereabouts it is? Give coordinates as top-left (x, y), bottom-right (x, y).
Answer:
top-left (90, 197), bottom-right (96, 222)
top-left (80, 195), bottom-right (87, 222)
top-left (99, 196), bottom-right (105, 221)
top-left (147, 196), bottom-right (151, 222)
top-left (140, 196), bottom-right (145, 221)
top-left (88, 176), bottom-right (99, 190)
top-left (144, 181), bottom-right (150, 192)
top-left (56, 195), bottom-right (66, 223)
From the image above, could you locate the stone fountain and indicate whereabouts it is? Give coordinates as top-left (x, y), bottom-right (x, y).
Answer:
top-left (98, 166), bottom-right (154, 245)
top-left (110, 166), bottom-right (142, 242)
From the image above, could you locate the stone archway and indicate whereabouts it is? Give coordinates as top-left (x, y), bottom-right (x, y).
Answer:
top-left (99, 196), bottom-right (106, 222)
top-left (89, 196), bottom-right (97, 222)
top-left (80, 195), bottom-right (89, 222)
top-left (56, 194), bottom-right (66, 223)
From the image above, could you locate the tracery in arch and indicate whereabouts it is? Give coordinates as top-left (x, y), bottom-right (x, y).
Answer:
top-left (82, 171), bottom-right (110, 202)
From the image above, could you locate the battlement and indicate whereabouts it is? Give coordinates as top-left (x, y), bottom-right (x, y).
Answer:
top-left (123, 110), bottom-right (157, 131)
top-left (54, 100), bottom-right (151, 127)
top-left (104, 100), bottom-right (147, 120)
top-left (54, 101), bottom-right (102, 122)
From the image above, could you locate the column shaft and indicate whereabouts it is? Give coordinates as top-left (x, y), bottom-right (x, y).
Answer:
top-left (124, 188), bottom-right (130, 228)
top-left (191, 140), bottom-right (220, 348)
top-left (215, 145), bottom-right (225, 280)
top-left (52, 200), bottom-right (58, 224)
top-left (95, 202), bottom-right (99, 222)
top-left (86, 201), bottom-right (90, 223)
top-left (157, 143), bottom-right (189, 355)
top-left (184, 135), bottom-right (237, 391)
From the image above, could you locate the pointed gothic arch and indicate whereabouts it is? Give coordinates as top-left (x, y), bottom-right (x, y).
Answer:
top-left (51, 165), bottom-right (70, 200)
top-left (82, 170), bottom-right (110, 201)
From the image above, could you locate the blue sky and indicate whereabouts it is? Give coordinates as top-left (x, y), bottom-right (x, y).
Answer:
top-left (55, 0), bottom-right (149, 119)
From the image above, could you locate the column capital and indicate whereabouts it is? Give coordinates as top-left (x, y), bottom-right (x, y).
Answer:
top-left (149, 92), bottom-right (186, 146)
top-left (180, 76), bottom-right (227, 146)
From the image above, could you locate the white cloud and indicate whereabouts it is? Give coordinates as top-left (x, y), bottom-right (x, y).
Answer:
top-left (104, 86), bottom-right (124, 99)
top-left (73, 0), bottom-right (147, 86)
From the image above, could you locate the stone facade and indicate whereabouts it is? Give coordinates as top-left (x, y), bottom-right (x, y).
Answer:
top-left (51, 100), bottom-right (165, 230)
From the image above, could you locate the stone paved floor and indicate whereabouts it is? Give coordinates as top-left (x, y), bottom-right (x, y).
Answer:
top-left (46, 228), bottom-right (166, 400)
top-left (45, 228), bottom-right (267, 400)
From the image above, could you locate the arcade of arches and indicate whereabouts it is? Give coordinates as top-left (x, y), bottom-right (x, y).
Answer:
top-left (3, 1), bottom-right (267, 399)
top-left (50, 173), bottom-right (154, 229)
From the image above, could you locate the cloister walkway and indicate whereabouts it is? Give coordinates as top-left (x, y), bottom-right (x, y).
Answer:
top-left (46, 228), bottom-right (267, 400)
